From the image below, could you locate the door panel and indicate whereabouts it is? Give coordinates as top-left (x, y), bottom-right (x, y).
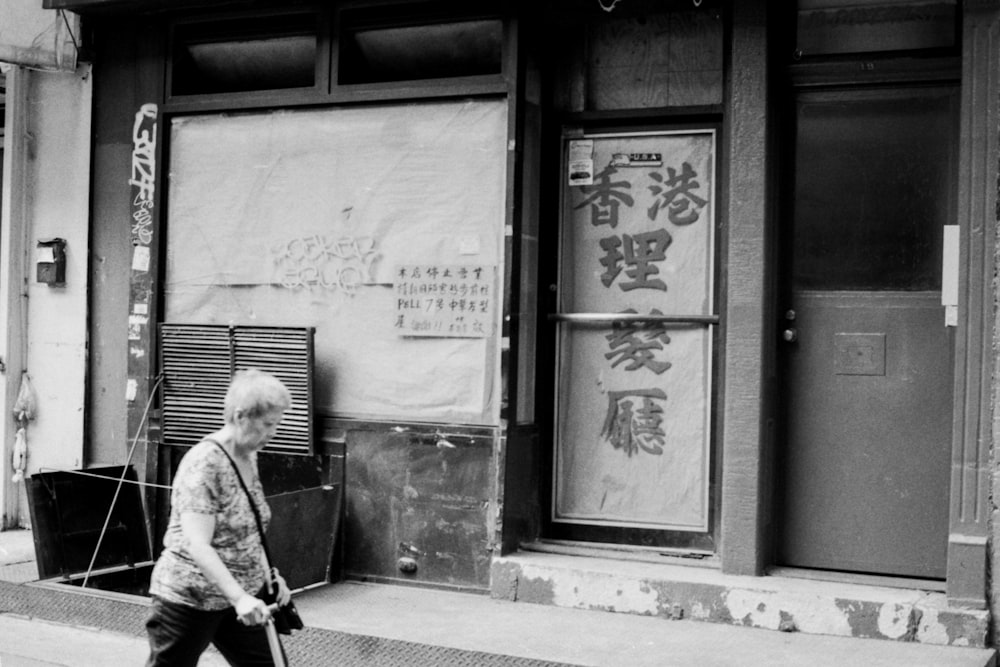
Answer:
top-left (779, 85), bottom-right (957, 579)
top-left (550, 129), bottom-right (717, 546)
top-left (780, 292), bottom-right (951, 577)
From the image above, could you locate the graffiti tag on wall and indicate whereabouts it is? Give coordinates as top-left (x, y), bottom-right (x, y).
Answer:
top-left (126, 103), bottom-right (158, 404)
top-left (272, 235), bottom-right (378, 294)
top-left (129, 104), bottom-right (157, 246)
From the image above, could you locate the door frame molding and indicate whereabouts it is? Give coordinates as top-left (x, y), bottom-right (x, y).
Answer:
top-left (946, 0), bottom-right (1000, 610)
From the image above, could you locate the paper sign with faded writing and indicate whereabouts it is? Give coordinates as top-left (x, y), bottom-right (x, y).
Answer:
top-left (394, 264), bottom-right (495, 338)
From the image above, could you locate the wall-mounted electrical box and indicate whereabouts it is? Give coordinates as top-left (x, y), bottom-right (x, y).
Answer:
top-left (36, 238), bottom-right (66, 286)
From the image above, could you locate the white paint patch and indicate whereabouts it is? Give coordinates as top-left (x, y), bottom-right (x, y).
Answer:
top-left (688, 600), bottom-right (710, 621)
top-left (916, 606), bottom-right (956, 646)
top-left (724, 588), bottom-right (782, 628)
top-left (521, 564), bottom-right (659, 616)
top-left (876, 603), bottom-right (910, 640)
top-left (498, 557), bottom-right (988, 648)
top-left (723, 589), bottom-right (854, 637)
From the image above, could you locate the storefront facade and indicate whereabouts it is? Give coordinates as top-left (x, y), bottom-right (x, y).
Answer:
top-left (4, 0), bottom-right (1000, 650)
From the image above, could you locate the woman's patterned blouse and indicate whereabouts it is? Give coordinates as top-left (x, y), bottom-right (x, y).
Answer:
top-left (149, 440), bottom-right (271, 610)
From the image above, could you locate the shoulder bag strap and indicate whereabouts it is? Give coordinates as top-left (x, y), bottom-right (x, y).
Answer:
top-left (205, 438), bottom-right (275, 571)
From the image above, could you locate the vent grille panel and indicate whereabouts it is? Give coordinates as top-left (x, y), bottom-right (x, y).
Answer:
top-left (160, 324), bottom-right (315, 455)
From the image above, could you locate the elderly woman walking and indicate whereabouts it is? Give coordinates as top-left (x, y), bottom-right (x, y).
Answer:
top-left (145, 368), bottom-right (293, 666)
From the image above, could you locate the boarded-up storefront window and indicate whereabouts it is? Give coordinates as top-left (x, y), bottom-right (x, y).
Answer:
top-left (165, 100), bottom-right (507, 425)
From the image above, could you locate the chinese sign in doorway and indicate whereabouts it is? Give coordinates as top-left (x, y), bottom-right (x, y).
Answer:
top-left (554, 129), bottom-right (715, 533)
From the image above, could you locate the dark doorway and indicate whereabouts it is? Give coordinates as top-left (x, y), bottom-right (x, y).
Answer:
top-left (777, 83), bottom-right (958, 579)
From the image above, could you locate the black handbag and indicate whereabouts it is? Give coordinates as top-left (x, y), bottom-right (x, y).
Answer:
top-left (258, 581), bottom-right (305, 635)
top-left (211, 439), bottom-right (305, 635)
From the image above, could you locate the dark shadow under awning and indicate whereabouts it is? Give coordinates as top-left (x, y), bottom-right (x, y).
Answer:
top-left (43, 0), bottom-right (245, 14)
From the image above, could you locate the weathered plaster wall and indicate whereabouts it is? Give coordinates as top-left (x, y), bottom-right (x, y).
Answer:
top-left (0, 65), bottom-right (91, 527)
top-left (21, 67), bottom-right (91, 477)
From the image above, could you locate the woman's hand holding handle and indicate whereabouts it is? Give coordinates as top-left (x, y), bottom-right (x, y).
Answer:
top-left (235, 592), bottom-right (270, 626)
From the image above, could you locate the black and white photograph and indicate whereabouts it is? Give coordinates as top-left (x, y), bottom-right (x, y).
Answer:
top-left (0, 1), bottom-right (996, 665)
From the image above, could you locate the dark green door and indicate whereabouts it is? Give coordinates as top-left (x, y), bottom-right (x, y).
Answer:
top-left (778, 84), bottom-right (957, 579)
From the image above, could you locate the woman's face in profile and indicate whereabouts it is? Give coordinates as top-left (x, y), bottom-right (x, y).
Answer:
top-left (235, 407), bottom-right (285, 450)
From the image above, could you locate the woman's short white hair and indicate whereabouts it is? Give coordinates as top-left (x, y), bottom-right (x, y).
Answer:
top-left (223, 368), bottom-right (292, 423)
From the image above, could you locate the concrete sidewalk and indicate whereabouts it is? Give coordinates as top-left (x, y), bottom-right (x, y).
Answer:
top-left (0, 614), bottom-right (228, 666)
top-left (0, 581), bottom-right (996, 667)
top-left (1, 527), bottom-right (997, 666)
top-left (0, 528), bottom-right (37, 584)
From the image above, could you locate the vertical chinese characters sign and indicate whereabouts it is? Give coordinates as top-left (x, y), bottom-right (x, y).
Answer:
top-left (555, 130), bottom-right (715, 532)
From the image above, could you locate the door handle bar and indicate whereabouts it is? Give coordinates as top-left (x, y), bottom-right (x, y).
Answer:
top-left (549, 313), bottom-right (719, 325)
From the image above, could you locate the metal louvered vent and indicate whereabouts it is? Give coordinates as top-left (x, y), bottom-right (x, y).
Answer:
top-left (159, 324), bottom-right (315, 455)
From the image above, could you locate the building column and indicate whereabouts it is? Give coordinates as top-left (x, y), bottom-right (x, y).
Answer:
top-left (948, 0), bottom-right (1000, 611)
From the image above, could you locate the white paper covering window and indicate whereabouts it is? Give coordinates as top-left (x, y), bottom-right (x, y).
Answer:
top-left (554, 130), bottom-right (715, 532)
top-left (165, 100), bottom-right (507, 424)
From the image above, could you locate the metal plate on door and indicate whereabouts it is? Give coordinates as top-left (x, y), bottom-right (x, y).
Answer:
top-left (834, 333), bottom-right (885, 376)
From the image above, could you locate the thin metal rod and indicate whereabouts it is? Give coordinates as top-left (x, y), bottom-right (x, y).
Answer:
top-left (549, 313), bottom-right (719, 325)
top-left (82, 373), bottom-right (164, 589)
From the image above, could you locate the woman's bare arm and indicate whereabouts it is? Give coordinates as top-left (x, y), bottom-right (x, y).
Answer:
top-left (181, 511), bottom-right (268, 624)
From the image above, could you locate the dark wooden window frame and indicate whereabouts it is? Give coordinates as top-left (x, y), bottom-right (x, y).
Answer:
top-left (159, 2), bottom-right (511, 114)
top-left (166, 7), bottom-right (328, 99)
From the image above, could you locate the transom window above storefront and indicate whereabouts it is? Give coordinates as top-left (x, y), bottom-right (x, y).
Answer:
top-left (796, 0), bottom-right (958, 57)
top-left (170, 11), bottom-right (320, 95)
top-left (162, 2), bottom-right (507, 101)
top-left (338, 3), bottom-right (502, 84)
